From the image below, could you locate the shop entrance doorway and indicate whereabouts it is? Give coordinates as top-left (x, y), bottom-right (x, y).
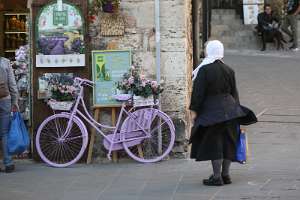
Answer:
top-left (0, 0), bottom-right (31, 159)
top-left (192, 0), bottom-right (243, 67)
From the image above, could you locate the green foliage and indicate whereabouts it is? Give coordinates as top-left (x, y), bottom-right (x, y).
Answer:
top-left (51, 89), bottom-right (74, 101)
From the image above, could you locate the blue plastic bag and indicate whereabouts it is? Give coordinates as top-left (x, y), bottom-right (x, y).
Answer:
top-left (7, 112), bottom-right (30, 154)
top-left (236, 126), bottom-right (247, 164)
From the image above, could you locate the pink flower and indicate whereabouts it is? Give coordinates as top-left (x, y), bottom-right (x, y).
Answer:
top-left (122, 80), bottom-right (128, 85)
top-left (70, 86), bottom-right (76, 92)
top-left (141, 81), bottom-right (146, 87)
top-left (151, 81), bottom-right (158, 89)
top-left (128, 76), bottom-right (134, 84)
top-left (140, 74), bottom-right (146, 81)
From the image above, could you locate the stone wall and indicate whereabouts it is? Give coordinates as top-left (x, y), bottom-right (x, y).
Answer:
top-left (89, 0), bottom-right (192, 160)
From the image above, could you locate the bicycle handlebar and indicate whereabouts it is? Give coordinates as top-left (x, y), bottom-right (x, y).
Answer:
top-left (74, 77), bottom-right (94, 86)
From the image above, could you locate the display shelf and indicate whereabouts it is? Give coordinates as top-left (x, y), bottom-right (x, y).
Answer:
top-left (4, 49), bottom-right (16, 53)
top-left (1, 11), bottom-right (29, 58)
top-left (4, 13), bottom-right (28, 16)
top-left (5, 31), bottom-right (28, 34)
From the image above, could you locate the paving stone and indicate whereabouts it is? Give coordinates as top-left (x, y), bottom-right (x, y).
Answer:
top-left (1, 53), bottom-right (300, 199)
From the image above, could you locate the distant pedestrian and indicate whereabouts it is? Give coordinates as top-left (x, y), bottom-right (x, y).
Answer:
top-left (189, 40), bottom-right (257, 186)
top-left (257, 4), bottom-right (286, 51)
top-left (282, 0), bottom-right (300, 51)
top-left (0, 57), bottom-right (18, 173)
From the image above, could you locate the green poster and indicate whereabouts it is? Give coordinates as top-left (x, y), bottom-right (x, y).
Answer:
top-left (92, 50), bottom-right (131, 106)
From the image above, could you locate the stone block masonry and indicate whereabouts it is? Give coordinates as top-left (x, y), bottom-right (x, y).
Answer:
top-left (89, 0), bottom-right (193, 159)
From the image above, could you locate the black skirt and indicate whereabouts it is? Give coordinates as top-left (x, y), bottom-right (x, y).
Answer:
top-left (190, 120), bottom-right (238, 161)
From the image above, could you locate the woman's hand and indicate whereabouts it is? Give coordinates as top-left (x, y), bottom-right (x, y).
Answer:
top-left (11, 104), bottom-right (19, 112)
top-left (191, 111), bottom-right (197, 121)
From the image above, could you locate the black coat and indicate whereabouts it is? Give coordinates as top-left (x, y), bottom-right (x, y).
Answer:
top-left (257, 12), bottom-right (279, 32)
top-left (189, 61), bottom-right (257, 161)
top-left (190, 60), bottom-right (246, 127)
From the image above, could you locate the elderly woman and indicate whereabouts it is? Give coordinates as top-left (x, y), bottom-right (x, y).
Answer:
top-left (0, 57), bottom-right (18, 173)
top-left (189, 40), bottom-right (256, 186)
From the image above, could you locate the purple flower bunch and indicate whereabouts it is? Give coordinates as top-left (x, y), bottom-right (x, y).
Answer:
top-left (116, 66), bottom-right (163, 98)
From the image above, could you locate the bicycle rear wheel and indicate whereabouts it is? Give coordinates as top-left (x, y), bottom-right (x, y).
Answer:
top-left (36, 113), bottom-right (88, 167)
top-left (122, 108), bottom-right (175, 163)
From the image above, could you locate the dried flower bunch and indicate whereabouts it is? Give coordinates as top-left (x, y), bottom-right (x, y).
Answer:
top-left (116, 66), bottom-right (163, 98)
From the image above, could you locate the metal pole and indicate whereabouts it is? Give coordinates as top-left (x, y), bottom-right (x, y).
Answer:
top-left (155, 0), bottom-right (161, 84)
top-left (155, 0), bottom-right (162, 154)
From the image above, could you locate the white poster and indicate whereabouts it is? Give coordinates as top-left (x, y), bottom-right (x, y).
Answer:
top-left (243, 0), bottom-right (264, 4)
top-left (243, 0), bottom-right (265, 25)
top-left (243, 4), bottom-right (259, 24)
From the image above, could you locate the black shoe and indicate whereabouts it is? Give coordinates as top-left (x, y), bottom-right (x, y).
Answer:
top-left (5, 165), bottom-right (15, 173)
top-left (261, 47), bottom-right (266, 51)
top-left (203, 175), bottom-right (224, 186)
top-left (222, 175), bottom-right (232, 184)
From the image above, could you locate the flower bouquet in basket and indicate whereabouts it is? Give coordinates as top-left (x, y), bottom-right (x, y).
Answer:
top-left (47, 75), bottom-right (77, 111)
top-left (116, 66), bottom-right (163, 106)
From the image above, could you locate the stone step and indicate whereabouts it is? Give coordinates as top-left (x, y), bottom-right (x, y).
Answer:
top-left (211, 14), bottom-right (238, 22)
top-left (211, 9), bottom-right (236, 16)
top-left (211, 35), bottom-right (261, 50)
top-left (211, 20), bottom-right (244, 30)
top-left (211, 28), bottom-right (256, 38)
top-left (210, 10), bottom-right (300, 50)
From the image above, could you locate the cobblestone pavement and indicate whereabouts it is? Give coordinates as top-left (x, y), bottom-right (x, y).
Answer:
top-left (1, 52), bottom-right (300, 200)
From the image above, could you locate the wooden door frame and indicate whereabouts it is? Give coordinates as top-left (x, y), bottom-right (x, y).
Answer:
top-left (30, 0), bottom-right (90, 160)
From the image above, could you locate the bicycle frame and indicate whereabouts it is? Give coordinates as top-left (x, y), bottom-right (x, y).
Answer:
top-left (61, 78), bottom-right (153, 160)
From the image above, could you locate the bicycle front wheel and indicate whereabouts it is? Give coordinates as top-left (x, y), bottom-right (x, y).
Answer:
top-left (122, 108), bottom-right (175, 163)
top-left (36, 113), bottom-right (88, 167)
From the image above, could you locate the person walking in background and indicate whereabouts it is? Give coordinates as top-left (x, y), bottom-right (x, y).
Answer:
top-left (282, 0), bottom-right (300, 51)
top-left (189, 40), bottom-right (256, 186)
top-left (0, 57), bottom-right (18, 173)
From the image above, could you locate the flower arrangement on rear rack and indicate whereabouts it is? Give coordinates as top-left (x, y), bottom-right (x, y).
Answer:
top-left (116, 66), bottom-right (163, 106)
top-left (47, 75), bottom-right (77, 111)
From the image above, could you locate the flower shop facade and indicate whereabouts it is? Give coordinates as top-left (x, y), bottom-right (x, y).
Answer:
top-left (15, 0), bottom-right (195, 161)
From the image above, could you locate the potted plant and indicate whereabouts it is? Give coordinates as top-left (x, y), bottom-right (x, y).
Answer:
top-left (116, 66), bottom-right (163, 106)
top-left (94, 0), bottom-right (121, 13)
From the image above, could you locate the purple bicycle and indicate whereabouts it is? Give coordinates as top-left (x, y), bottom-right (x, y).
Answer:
top-left (36, 77), bottom-right (175, 167)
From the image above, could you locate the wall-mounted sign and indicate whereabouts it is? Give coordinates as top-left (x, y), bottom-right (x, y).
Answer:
top-left (36, 2), bottom-right (85, 67)
top-left (92, 50), bottom-right (131, 107)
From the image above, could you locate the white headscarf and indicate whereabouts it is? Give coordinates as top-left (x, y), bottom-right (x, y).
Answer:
top-left (192, 40), bottom-right (224, 81)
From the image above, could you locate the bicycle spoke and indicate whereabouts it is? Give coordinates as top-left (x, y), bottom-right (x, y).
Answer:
top-left (63, 144), bottom-right (77, 161)
top-left (122, 109), bottom-right (174, 162)
top-left (53, 117), bottom-right (63, 138)
top-left (149, 121), bottom-right (168, 135)
top-left (65, 135), bottom-right (84, 142)
top-left (37, 113), bottom-right (87, 167)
